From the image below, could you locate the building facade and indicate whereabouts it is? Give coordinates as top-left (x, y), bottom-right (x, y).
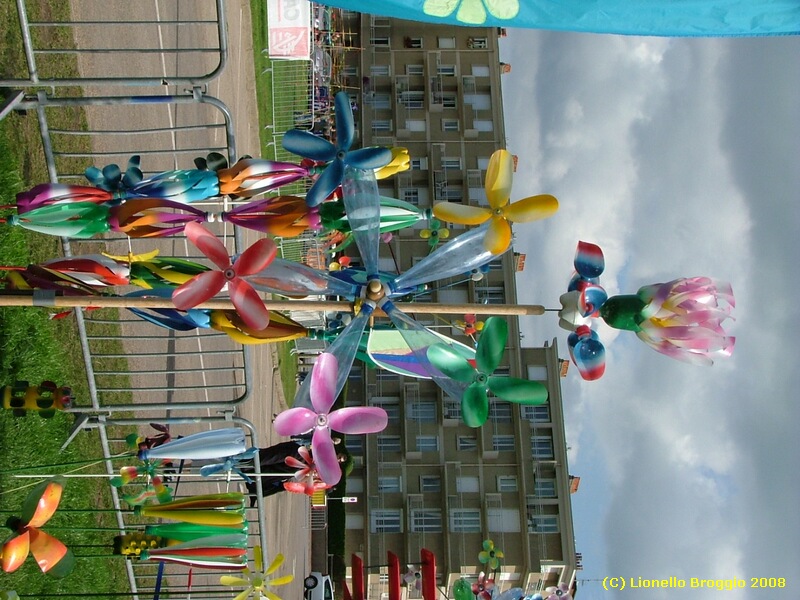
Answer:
top-left (334, 11), bottom-right (579, 599)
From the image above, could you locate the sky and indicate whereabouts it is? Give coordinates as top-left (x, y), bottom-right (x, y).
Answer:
top-left (499, 32), bottom-right (799, 599)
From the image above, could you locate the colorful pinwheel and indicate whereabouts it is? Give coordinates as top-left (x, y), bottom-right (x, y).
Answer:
top-left (433, 149), bottom-right (558, 254)
top-left (544, 582), bottom-right (572, 600)
top-left (3, 202), bottom-right (110, 238)
top-left (478, 539), bottom-right (504, 570)
top-left (110, 460), bottom-right (173, 506)
top-left (171, 222), bottom-right (276, 330)
top-left (419, 216), bottom-right (450, 249)
top-left (455, 313), bottom-right (484, 337)
top-left (427, 317), bottom-right (548, 427)
top-left (403, 568), bottom-right (422, 591)
top-left (274, 352), bottom-right (388, 486)
top-left (0, 477), bottom-right (75, 577)
top-left (283, 446), bottom-right (330, 496)
top-left (472, 572), bottom-right (495, 600)
top-left (136, 492), bottom-right (246, 528)
top-left (138, 427), bottom-right (247, 462)
top-left (84, 155), bottom-right (143, 193)
top-left (200, 447), bottom-right (259, 484)
top-left (220, 546), bottom-right (294, 600)
top-left (282, 91), bottom-right (393, 207)
top-left (558, 241), bottom-right (736, 380)
top-left (217, 158), bottom-right (311, 198)
top-left (139, 533), bottom-right (248, 570)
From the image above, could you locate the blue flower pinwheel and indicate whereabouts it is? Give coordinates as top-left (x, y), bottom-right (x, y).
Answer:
top-left (427, 317), bottom-right (548, 427)
top-left (200, 447), bottom-right (259, 484)
top-left (282, 91), bottom-right (393, 207)
top-left (84, 155), bottom-right (143, 194)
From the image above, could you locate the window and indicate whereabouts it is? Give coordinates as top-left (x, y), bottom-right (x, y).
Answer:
top-left (437, 36), bottom-right (456, 49)
top-left (420, 475), bottom-right (441, 492)
top-left (371, 397), bottom-right (400, 424)
top-left (487, 508), bottom-right (521, 532)
top-left (406, 63), bottom-right (424, 76)
top-left (371, 509), bottom-right (402, 533)
top-left (476, 285), bottom-right (505, 304)
top-left (343, 64), bottom-right (358, 77)
top-left (369, 93), bottom-right (391, 110)
top-left (401, 188), bottom-right (420, 205)
top-left (405, 37), bottom-right (423, 48)
top-left (348, 435), bottom-right (364, 456)
top-left (405, 119), bottom-right (427, 132)
top-left (529, 516), bottom-right (559, 534)
top-left (378, 435), bottom-right (402, 453)
top-left (477, 156), bottom-right (491, 170)
top-left (372, 119), bottom-right (392, 132)
top-left (534, 479), bottom-right (557, 498)
top-left (346, 514), bottom-right (364, 529)
top-left (349, 364), bottom-right (362, 381)
top-left (434, 92), bottom-right (457, 109)
top-left (465, 93), bottom-right (492, 110)
top-left (400, 91), bottom-right (425, 109)
top-left (531, 436), bottom-right (555, 460)
top-left (489, 401), bottom-right (512, 423)
top-left (370, 37), bottom-right (390, 47)
top-left (410, 509), bottom-right (442, 532)
top-left (437, 186), bottom-right (463, 202)
top-left (492, 435), bottom-right (515, 452)
top-left (456, 476), bottom-right (479, 493)
top-left (348, 477), bottom-right (364, 493)
top-left (527, 365), bottom-right (548, 381)
top-left (522, 404), bottom-right (550, 422)
top-left (450, 508), bottom-right (481, 532)
top-left (377, 369), bottom-right (399, 381)
top-left (370, 64), bottom-right (391, 77)
top-left (409, 401), bottom-right (437, 422)
top-left (497, 475), bottom-right (518, 492)
top-left (437, 64), bottom-right (457, 76)
top-left (442, 157), bottom-right (462, 170)
top-left (468, 37), bottom-right (488, 49)
top-left (472, 65), bottom-right (490, 77)
top-left (410, 157), bottom-right (428, 171)
top-left (457, 436), bottom-right (477, 451)
top-left (442, 119), bottom-right (460, 132)
top-left (444, 397), bottom-right (461, 420)
top-left (416, 435), bottom-right (439, 452)
top-left (473, 119), bottom-right (494, 132)
top-left (378, 476), bottom-right (402, 493)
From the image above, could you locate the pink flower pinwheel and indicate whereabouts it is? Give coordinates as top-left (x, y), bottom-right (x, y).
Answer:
top-left (432, 149), bottom-right (558, 255)
top-left (283, 446), bottom-right (330, 496)
top-left (172, 221), bottom-right (276, 330)
top-left (471, 572), bottom-right (495, 600)
top-left (274, 352), bottom-right (388, 486)
top-left (544, 582), bottom-right (572, 600)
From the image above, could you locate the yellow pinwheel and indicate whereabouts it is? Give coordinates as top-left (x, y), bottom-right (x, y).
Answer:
top-left (432, 149), bottom-right (558, 254)
top-left (220, 547), bottom-right (294, 600)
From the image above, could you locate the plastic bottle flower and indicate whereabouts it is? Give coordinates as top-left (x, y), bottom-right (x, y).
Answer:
top-left (427, 317), bottom-right (548, 427)
top-left (282, 91), bottom-right (393, 207)
top-left (472, 572), bottom-right (495, 600)
top-left (478, 539), bottom-right (504, 570)
top-left (433, 149), bottom-right (558, 254)
top-left (200, 447), bottom-right (260, 484)
top-left (172, 222), bottom-right (276, 330)
top-left (220, 547), bottom-right (293, 600)
top-left (84, 155), bottom-right (143, 192)
top-left (0, 477), bottom-right (75, 577)
top-left (424, 0), bottom-right (519, 25)
top-left (273, 352), bottom-right (388, 486)
top-left (283, 446), bottom-right (329, 496)
top-left (544, 582), bottom-right (572, 600)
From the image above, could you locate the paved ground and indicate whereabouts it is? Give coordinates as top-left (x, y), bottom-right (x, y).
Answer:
top-left (65, 0), bottom-right (312, 595)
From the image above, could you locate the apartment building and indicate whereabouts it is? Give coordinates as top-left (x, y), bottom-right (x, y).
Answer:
top-left (331, 10), bottom-right (579, 598)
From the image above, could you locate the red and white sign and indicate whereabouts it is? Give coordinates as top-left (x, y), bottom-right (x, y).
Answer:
top-left (267, 0), bottom-right (311, 59)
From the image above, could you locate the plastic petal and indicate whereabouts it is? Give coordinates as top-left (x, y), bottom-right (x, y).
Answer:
top-left (282, 129), bottom-right (336, 162)
top-left (306, 159), bottom-right (344, 208)
top-left (345, 146), bottom-right (393, 170)
top-left (476, 317), bottom-right (508, 375)
top-left (487, 376), bottom-right (548, 404)
top-left (312, 427), bottom-right (341, 486)
top-left (265, 551), bottom-right (284, 575)
top-left (185, 222), bottom-right (231, 270)
top-left (172, 270), bottom-right (227, 310)
top-left (228, 278), bottom-right (270, 331)
top-left (462, 383), bottom-right (489, 428)
top-left (273, 407), bottom-right (318, 436)
top-left (1, 531), bottom-right (30, 573)
top-left (427, 344), bottom-right (476, 383)
top-left (432, 202), bottom-right (490, 226)
top-left (219, 575), bottom-right (251, 587)
top-left (503, 194), bottom-right (559, 223)
top-left (568, 328), bottom-right (606, 380)
top-left (328, 407), bottom-right (388, 434)
top-left (485, 149), bottom-right (513, 210)
top-left (574, 241), bottom-right (605, 279)
top-left (233, 239), bottom-right (277, 276)
top-left (22, 479), bottom-right (64, 528)
top-left (485, 217), bottom-right (512, 255)
top-left (28, 528), bottom-right (73, 576)
top-left (334, 91), bottom-right (355, 151)
top-left (310, 352), bottom-right (338, 415)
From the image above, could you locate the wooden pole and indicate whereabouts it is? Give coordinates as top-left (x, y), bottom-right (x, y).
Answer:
top-left (0, 291), bottom-right (545, 316)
